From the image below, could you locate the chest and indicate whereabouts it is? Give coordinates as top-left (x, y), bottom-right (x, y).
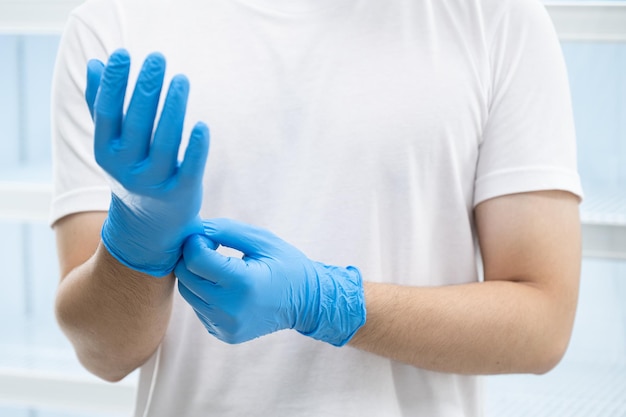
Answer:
top-left (127, 2), bottom-right (489, 193)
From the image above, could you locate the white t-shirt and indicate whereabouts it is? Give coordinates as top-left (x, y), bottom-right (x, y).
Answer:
top-left (50, 0), bottom-right (582, 416)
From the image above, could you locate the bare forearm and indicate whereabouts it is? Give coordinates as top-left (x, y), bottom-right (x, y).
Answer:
top-left (349, 280), bottom-right (575, 375)
top-left (55, 242), bottom-right (175, 382)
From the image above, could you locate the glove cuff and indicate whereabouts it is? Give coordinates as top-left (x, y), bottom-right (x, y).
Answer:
top-left (101, 194), bottom-right (202, 277)
top-left (298, 264), bottom-right (367, 347)
top-left (101, 216), bottom-right (179, 277)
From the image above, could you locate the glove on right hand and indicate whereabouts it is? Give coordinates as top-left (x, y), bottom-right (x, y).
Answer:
top-left (86, 49), bottom-right (209, 277)
top-left (175, 218), bottom-right (367, 346)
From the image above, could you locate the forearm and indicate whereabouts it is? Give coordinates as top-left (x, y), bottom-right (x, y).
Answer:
top-left (55, 242), bottom-right (175, 382)
top-left (349, 279), bottom-right (575, 375)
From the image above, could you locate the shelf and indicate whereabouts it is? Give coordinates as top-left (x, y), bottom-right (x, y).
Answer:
top-left (1, 1), bottom-right (626, 41)
top-left (0, 343), bottom-right (136, 415)
top-left (545, 2), bottom-right (626, 42)
top-left (1, 181), bottom-right (625, 258)
top-left (2, 353), bottom-right (624, 416)
top-left (580, 186), bottom-right (626, 259)
top-left (0, 312), bottom-right (137, 414)
top-left (0, 182), bottom-right (52, 223)
top-left (0, 165), bottom-right (53, 223)
top-left (0, 0), bottom-right (84, 34)
top-left (485, 361), bottom-right (626, 416)
top-left (0, 368), bottom-right (136, 415)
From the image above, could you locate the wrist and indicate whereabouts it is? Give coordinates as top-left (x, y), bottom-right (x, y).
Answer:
top-left (102, 194), bottom-right (202, 277)
top-left (95, 240), bottom-right (174, 282)
top-left (101, 216), bottom-right (178, 277)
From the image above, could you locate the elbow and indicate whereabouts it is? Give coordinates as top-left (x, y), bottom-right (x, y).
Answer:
top-left (54, 293), bottom-right (141, 383)
top-left (527, 281), bottom-right (579, 375)
top-left (528, 327), bottom-right (573, 375)
top-left (97, 371), bottom-right (132, 384)
top-left (533, 303), bottom-right (578, 375)
top-left (63, 327), bottom-right (141, 382)
top-left (75, 351), bottom-right (137, 383)
top-left (531, 349), bottom-right (565, 375)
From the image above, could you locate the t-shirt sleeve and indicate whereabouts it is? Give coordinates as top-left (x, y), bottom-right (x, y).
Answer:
top-left (49, 2), bottom-right (123, 226)
top-left (473, 0), bottom-right (583, 207)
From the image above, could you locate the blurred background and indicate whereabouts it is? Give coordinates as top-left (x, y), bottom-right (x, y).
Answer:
top-left (0, 1), bottom-right (625, 416)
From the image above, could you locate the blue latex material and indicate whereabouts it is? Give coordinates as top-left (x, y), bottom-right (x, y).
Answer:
top-left (86, 49), bottom-right (209, 277)
top-left (175, 218), bottom-right (367, 346)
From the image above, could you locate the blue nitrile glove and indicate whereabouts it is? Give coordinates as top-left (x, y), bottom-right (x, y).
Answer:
top-left (86, 49), bottom-right (209, 277)
top-left (174, 218), bottom-right (367, 346)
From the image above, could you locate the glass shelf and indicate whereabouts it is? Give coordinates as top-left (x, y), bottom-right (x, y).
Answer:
top-left (486, 361), bottom-right (626, 416)
top-left (545, 2), bottom-right (626, 41)
top-left (0, 164), bottom-right (52, 222)
top-left (0, 0), bottom-right (84, 34)
top-left (2, 1), bottom-right (626, 41)
top-left (0, 367), bottom-right (136, 416)
top-left (0, 322), bottom-right (137, 415)
top-left (581, 186), bottom-right (626, 259)
top-left (3, 180), bottom-right (626, 255)
top-left (581, 185), bottom-right (626, 226)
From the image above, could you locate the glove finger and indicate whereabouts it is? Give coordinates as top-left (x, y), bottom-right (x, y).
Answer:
top-left (202, 218), bottom-right (283, 258)
top-left (175, 255), bottom-right (219, 296)
top-left (85, 59), bottom-right (104, 120)
top-left (178, 281), bottom-right (218, 333)
top-left (94, 49), bottom-right (130, 167)
top-left (177, 275), bottom-right (211, 305)
top-left (147, 74), bottom-right (190, 180)
top-left (178, 121), bottom-right (210, 189)
top-left (177, 277), bottom-right (206, 305)
top-left (194, 310), bottom-right (219, 337)
top-left (182, 233), bottom-right (249, 283)
top-left (121, 52), bottom-right (167, 164)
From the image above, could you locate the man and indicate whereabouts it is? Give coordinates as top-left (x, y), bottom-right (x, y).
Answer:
top-left (50, 0), bottom-right (582, 416)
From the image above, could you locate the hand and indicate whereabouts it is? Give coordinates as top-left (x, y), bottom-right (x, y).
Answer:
top-left (86, 49), bottom-right (209, 277)
top-left (175, 218), bottom-right (366, 346)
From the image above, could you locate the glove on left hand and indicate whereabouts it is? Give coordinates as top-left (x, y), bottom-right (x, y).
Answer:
top-left (86, 50), bottom-right (209, 277)
top-left (175, 218), bottom-right (366, 346)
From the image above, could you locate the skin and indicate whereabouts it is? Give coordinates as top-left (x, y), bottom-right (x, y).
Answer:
top-left (55, 50), bottom-right (207, 383)
top-left (54, 211), bottom-right (175, 382)
top-left (350, 190), bottom-right (581, 375)
top-left (54, 189), bottom-right (581, 381)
